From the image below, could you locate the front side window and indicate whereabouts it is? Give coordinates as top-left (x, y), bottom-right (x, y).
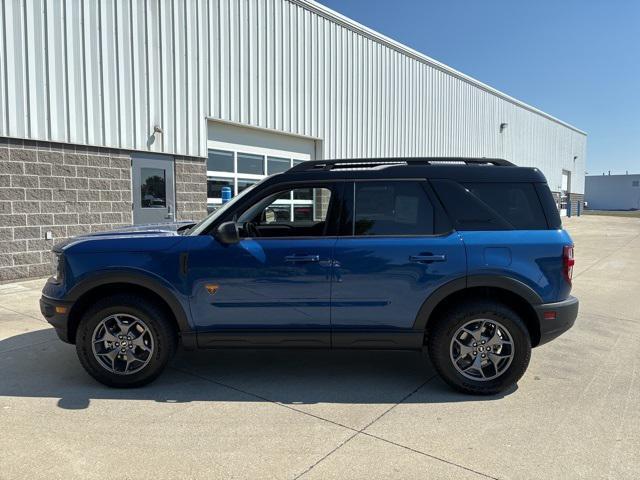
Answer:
top-left (349, 181), bottom-right (434, 236)
top-left (237, 186), bottom-right (334, 238)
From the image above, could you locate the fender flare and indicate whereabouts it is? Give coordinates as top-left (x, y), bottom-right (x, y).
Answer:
top-left (66, 270), bottom-right (192, 335)
top-left (412, 274), bottom-right (543, 331)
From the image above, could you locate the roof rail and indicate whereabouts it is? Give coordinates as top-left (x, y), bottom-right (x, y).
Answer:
top-left (288, 157), bottom-right (514, 172)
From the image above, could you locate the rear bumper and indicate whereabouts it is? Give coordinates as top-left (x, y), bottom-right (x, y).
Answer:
top-left (40, 296), bottom-right (74, 344)
top-left (535, 295), bottom-right (579, 346)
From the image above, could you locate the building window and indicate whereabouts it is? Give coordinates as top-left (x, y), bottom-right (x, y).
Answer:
top-left (237, 179), bottom-right (258, 193)
top-left (267, 156), bottom-right (290, 174)
top-left (207, 177), bottom-right (232, 199)
top-left (207, 149), bottom-right (234, 172)
top-left (633, 180), bottom-right (639, 187)
top-left (237, 153), bottom-right (264, 175)
top-left (140, 168), bottom-right (166, 208)
top-left (206, 148), bottom-right (309, 209)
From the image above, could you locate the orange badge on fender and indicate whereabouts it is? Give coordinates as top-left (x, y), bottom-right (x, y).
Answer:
top-left (205, 284), bottom-right (219, 295)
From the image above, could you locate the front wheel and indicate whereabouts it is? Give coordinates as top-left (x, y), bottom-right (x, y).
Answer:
top-left (427, 301), bottom-right (531, 395)
top-left (75, 294), bottom-right (177, 388)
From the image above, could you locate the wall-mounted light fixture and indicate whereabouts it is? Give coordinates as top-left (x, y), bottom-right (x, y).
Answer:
top-left (499, 123), bottom-right (508, 133)
top-left (147, 125), bottom-right (163, 148)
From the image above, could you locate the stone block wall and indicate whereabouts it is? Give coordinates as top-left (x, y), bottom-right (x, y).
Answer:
top-left (0, 138), bottom-right (132, 282)
top-left (0, 138), bottom-right (209, 282)
top-left (175, 157), bottom-right (208, 222)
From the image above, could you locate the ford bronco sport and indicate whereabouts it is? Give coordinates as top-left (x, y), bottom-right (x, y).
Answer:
top-left (40, 158), bottom-right (578, 395)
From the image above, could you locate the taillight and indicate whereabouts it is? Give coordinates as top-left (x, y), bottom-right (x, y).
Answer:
top-left (563, 245), bottom-right (575, 284)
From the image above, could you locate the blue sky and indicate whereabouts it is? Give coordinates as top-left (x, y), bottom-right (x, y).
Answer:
top-left (319, 0), bottom-right (640, 174)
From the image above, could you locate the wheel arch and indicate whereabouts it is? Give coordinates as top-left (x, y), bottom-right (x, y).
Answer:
top-left (415, 275), bottom-right (542, 347)
top-left (66, 271), bottom-right (193, 346)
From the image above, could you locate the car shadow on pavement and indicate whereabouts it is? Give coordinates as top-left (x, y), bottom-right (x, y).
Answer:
top-left (0, 329), bottom-right (516, 410)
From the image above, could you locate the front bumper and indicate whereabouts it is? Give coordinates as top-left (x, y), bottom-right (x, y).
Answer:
top-left (40, 296), bottom-right (74, 344)
top-left (535, 295), bottom-right (579, 346)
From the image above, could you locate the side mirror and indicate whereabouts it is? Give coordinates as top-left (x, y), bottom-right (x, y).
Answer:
top-left (215, 221), bottom-right (239, 245)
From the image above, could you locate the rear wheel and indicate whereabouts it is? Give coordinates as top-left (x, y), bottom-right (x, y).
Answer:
top-left (427, 301), bottom-right (531, 395)
top-left (75, 294), bottom-right (177, 388)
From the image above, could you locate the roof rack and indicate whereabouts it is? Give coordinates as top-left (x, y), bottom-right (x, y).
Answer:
top-left (288, 157), bottom-right (514, 172)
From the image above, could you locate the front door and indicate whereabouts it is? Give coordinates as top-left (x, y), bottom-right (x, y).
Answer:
top-left (186, 183), bottom-right (340, 348)
top-left (330, 180), bottom-right (467, 348)
top-left (132, 154), bottom-right (176, 224)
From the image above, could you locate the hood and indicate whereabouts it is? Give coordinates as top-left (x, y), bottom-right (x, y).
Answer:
top-left (53, 221), bottom-right (196, 252)
top-left (87, 221), bottom-right (196, 235)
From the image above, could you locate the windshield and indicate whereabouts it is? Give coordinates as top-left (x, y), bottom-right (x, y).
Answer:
top-left (188, 180), bottom-right (264, 235)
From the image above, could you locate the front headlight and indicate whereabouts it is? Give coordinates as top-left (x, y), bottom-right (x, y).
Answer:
top-left (51, 253), bottom-right (63, 282)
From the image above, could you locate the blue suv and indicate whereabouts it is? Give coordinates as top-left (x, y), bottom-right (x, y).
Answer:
top-left (40, 158), bottom-right (578, 394)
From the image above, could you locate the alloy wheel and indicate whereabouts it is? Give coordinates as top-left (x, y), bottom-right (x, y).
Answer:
top-left (91, 314), bottom-right (154, 375)
top-left (449, 319), bottom-right (514, 381)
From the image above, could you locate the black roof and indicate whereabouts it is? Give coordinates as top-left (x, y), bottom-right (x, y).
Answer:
top-left (273, 157), bottom-right (548, 184)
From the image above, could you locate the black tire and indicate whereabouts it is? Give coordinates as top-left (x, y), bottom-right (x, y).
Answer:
top-left (75, 294), bottom-right (178, 388)
top-left (427, 300), bottom-right (531, 395)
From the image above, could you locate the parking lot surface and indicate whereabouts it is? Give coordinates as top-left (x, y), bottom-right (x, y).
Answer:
top-left (1, 215), bottom-right (639, 479)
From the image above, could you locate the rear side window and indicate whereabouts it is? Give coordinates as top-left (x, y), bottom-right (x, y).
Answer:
top-left (431, 179), bottom-right (548, 230)
top-left (349, 181), bottom-right (434, 236)
top-left (464, 183), bottom-right (548, 230)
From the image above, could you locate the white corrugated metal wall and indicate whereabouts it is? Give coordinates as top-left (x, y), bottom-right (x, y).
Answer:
top-left (0, 0), bottom-right (586, 193)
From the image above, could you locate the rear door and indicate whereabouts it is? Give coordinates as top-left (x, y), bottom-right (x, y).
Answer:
top-left (330, 180), bottom-right (466, 348)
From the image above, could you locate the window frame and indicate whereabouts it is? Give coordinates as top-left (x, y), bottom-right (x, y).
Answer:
top-left (339, 179), bottom-right (449, 238)
top-left (206, 147), bottom-right (309, 211)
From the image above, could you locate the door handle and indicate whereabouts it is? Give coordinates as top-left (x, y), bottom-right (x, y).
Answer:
top-left (285, 254), bottom-right (320, 263)
top-left (410, 254), bottom-right (447, 263)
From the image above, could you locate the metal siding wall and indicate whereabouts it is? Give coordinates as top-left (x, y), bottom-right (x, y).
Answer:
top-left (0, 0), bottom-right (586, 192)
top-left (0, 0), bottom-right (203, 157)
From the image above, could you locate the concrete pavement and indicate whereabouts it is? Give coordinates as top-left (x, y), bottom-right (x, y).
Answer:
top-left (1, 215), bottom-right (639, 479)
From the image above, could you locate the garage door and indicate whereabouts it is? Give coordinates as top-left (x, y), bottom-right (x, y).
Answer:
top-left (206, 122), bottom-right (319, 212)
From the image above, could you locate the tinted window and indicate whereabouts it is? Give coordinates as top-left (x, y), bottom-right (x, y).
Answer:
top-left (267, 157), bottom-right (290, 174)
top-left (207, 150), bottom-right (234, 172)
top-left (352, 182), bottom-right (434, 236)
top-left (237, 179), bottom-right (258, 193)
top-left (431, 179), bottom-right (509, 231)
top-left (207, 177), bottom-right (232, 198)
top-left (464, 183), bottom-right (547, 230)
top-left (140, 168), bottom-right (166, 208)
top-left (237, 153), bottom-right (264, 175)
